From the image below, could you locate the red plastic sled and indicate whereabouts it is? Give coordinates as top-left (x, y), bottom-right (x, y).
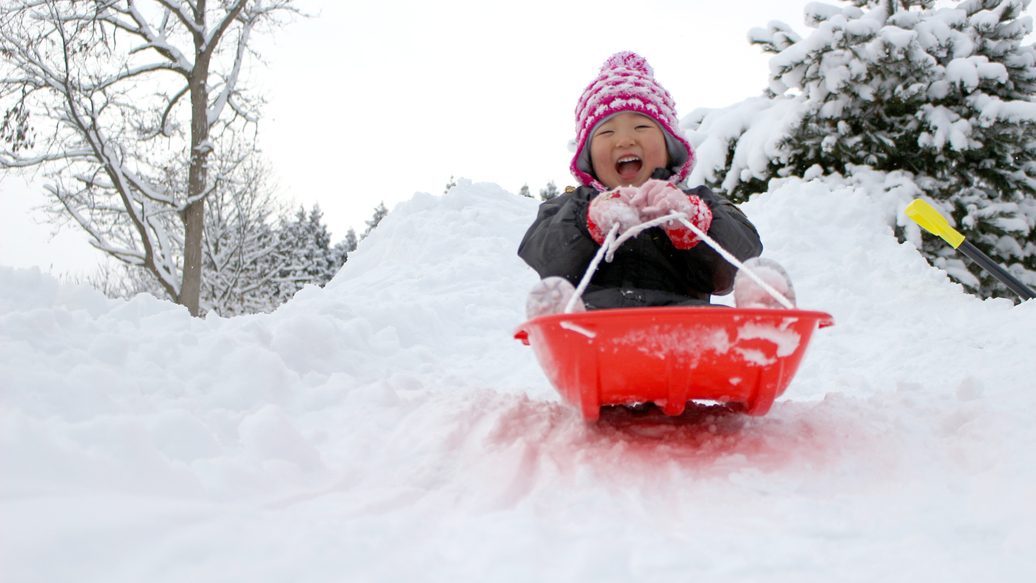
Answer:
top-left (515, 306), bottom-right (834, 421)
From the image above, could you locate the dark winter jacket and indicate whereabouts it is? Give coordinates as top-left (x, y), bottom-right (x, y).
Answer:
top-left (518, 175), bottom-right (762, 309)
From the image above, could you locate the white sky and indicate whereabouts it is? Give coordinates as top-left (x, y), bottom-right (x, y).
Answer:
top-left (257, 0), bottom-right (811, 235)
top-left (0, 0), bottom-right (977, 275)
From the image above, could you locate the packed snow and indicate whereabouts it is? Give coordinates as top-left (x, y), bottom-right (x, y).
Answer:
top-left (3, 177), bottom-right (1036, 581)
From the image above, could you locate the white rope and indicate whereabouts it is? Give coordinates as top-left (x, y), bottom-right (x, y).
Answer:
top-left (671, 212), bottom-right (796, 309)
top-left (565, 223), bottom-right (619, 314)
top-left (605, 214), bottom-right (683, 262)
top-left (565, 212), bottom-right (795, 312)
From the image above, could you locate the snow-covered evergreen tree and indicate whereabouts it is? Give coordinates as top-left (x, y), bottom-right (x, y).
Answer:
top-left (267, 205), bottom-right (349, 307)
top-left (361, 202), bottom-right (389, 240)
top-left (343, 228), bottom-right (359, 253)
top-left (539, 181), bottom-right (560, 201)
top-left (519, 184), bottom-right (533, 198)
top-left (689, 0), bottom-right (1036, 299)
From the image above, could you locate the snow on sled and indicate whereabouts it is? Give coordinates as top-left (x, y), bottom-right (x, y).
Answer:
top-left (514, 306), bottom-right (834, 421)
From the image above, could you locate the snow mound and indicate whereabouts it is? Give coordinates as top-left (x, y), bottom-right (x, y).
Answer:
top-left (3, 178), bottom-right (1036, 581)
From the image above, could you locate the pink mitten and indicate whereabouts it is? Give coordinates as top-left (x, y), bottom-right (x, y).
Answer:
top-left (630, 179), bottom-right (686, 220)
top-left (587, 187), bottom-right (640, 244)
top-left (631, 179), bottom-right (712, 249)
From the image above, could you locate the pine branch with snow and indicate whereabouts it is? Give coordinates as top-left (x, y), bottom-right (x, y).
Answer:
top-left (686, 0), bottom-right (1036, 300)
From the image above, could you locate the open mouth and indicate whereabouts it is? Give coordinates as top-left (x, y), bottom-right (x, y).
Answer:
top-left (616, 156), bottom-right (642, 178)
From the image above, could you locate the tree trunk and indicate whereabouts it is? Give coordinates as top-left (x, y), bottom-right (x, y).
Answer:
top-left (183, 53), bottom-right (211, 316)
top-left (181, 198), bottom-right (205, 315)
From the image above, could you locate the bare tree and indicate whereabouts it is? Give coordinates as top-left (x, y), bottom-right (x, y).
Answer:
top-left (61, 258), bottom-right (164, 301)
top-left (0, 0), bottom-right (299, 315)
top-left (200, 146), bottom-right (288, 316)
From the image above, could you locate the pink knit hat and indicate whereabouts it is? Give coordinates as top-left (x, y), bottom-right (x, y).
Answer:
top-left (571, 51), bottom-right (695, 189)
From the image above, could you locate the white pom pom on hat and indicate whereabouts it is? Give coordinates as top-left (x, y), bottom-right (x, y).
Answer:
top-left (570, 51), bottom-right (695, 190)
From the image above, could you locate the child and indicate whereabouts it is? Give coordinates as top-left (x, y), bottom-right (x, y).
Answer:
top-left (519, 51), bottom-right (785, 317)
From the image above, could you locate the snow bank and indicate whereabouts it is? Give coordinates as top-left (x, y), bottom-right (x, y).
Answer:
top-left (3, 178), bottom-right (1036, 581)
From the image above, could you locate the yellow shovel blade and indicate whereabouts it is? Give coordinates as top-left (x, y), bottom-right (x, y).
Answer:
top-left (905, 199), bottom-right (965, 249)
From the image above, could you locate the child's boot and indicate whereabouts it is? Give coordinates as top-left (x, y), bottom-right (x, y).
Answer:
top-left (526, 277), bottom-right (586, 319)
top-left (734, 258), bottom-right (796, 309)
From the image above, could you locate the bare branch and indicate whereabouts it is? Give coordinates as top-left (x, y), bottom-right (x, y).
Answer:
top-left (199, 0), bottom-right (248, 58)
top-left (156, 83), bottom-right (188, 137)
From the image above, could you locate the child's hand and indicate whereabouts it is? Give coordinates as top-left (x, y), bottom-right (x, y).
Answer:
top-left (631, 179), bottom-right (712, 249)
top-left (630, 179), bottom-right (688, 220)
top-left (587, 187), bottom-right (640, 244)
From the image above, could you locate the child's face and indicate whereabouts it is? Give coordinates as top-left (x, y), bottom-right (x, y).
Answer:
top-left (589, 112), bottom-right (668, 189)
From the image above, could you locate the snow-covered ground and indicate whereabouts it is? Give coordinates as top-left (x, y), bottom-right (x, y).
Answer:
top-left (2, 178), bottom-right (1035, 582)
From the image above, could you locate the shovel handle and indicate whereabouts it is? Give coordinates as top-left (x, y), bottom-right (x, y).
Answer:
top-left (905, 200), bottom-right (1035, 300)
top-left (956, 240), bottom-right (1036, 300)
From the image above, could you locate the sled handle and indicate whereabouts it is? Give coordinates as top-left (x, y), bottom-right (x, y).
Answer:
top-left (905, 199), bottom-right (1035, 301)
top-left (674, 214), bottom-right (796, 309)
top-left (565, 216), bottom-right (684, 313)
top-left (565, 223), bottom-right (620, 314)
top-left (564, 211), bottom-right (796, 313)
